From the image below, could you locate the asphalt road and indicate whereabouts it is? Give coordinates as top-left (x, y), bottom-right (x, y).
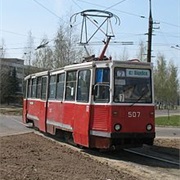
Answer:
top-left (0, 114), bottom-right (179, 138)
top-left (0, 115), bottom-right (33, 137)
top-left (155, 109), bottom-right (180, 117)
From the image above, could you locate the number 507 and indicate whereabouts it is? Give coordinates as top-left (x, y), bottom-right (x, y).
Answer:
top-left (128, 111), bottom-right (140, 118)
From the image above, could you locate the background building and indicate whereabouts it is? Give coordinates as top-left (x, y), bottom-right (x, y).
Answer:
top-left (0, 58), bottom-right (24, 94)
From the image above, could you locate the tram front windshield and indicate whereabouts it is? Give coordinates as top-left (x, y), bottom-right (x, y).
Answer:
top-left (114, 68), bottom-right (152, 103)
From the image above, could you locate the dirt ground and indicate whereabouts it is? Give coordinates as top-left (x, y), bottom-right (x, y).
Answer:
top-left (0, 133), bottom-right (137, 180)
top-left (0, 132), bottom-right (179, 180)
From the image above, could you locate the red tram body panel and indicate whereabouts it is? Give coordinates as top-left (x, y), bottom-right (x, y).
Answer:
top-left (23, 60), bottom-right (155, 150)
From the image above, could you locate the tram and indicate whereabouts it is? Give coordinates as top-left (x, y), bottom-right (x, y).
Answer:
top-left (23, 59), bottom-right (155, 149)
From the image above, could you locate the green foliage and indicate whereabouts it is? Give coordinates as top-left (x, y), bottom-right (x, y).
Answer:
top-left (154, 53), bottom-right (179, 108)
top-left (155, 115), bottom-right (180, 127)
top-left (0, 68), bottom-right (19, 104)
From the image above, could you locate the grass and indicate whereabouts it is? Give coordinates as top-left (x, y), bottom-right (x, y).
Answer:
top-left (0, 107), bottom-right (22, 116)
top-left (155, 115), bottom-right (180, 127)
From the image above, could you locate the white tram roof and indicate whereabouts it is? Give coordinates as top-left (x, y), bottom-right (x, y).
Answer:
top-left (24, 59), bottom-right (153, 80)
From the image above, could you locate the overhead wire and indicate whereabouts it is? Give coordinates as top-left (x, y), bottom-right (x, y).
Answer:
top-left (32, 0), bottom-right (64, 21)
top-left (76, 0), bottom-right (179, 27)
top-left (2, 0), bottom-right (178, 59)
top-left (76, 0), bottom-right (146, 18)
top-left (1, 29), bottom-right (34, 38)
top-left (103, 0), bottom-right (129, 11)
top-left (75, 0), bottom-right (179, 55)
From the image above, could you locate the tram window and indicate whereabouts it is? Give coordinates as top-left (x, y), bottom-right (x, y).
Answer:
top-left (24, 80), bottom-right (28, 98)
top-left (31, 78), bottom-right (37, 98)
top-left (41, 77), bottom-right (47, 100)
top-left (114, 68), bottom-right (152, 103)
top-left (95, 68), bottom-right (110, 83)
top-left (36, 77), bottom-right (42, 98)
top-left (56, 73), bottom-right (65, 100)
top-left (49, 75), bottom-right (56, 99)
top-left (94, 68), bottom-right (110, 103)
top-left (65, 71), bottom-right (77, 101)
top-left (77, 69), bottom-right (91, 102)
top-left (27, 79), bottom-right (31, 98)
top-left (23, 80), bottom-right (27, 98)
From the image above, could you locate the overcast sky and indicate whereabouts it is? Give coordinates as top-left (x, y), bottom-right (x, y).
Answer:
top-left (0, 0), bottom-right (179, 68)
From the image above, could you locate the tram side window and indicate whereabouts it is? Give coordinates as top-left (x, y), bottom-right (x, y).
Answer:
top-left (65, 71), bottom-right (77, 101)
top-left (94, 68), bottom-right (110, 103)
top-left (56, 73), bottom-right (65, 100)
top-left (41, 77), bottom-right (47, 100)
top-left (77, 69), bottom-right (91, 102)
top-left (36, 77), bottom-right (42, 99)
top-left (27, 79), bottom-right (31, 98)
top-left (31, 78), bottom-right (37, 98)
top-left (49, 75), bottom-right (56, 99)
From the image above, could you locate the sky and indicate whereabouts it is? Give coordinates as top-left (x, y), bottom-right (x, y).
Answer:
top-left (0, 0), bottom-right (179, 69)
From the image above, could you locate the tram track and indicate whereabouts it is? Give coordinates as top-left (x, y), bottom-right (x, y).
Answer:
top-left (124, 148), bottom-right (180, 166)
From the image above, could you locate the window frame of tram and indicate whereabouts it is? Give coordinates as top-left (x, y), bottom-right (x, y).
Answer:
top-left (65, 70), bottom-right (77, 101)
top-left (77, 69), bottom-right (91, 103)
top-left (23, 80), bottom-right (28, 98)
top-left (49, 75), bottom-right (56, 99)
top-left (31, 78), bottom-right (37, 98)
top-left (27, 79), bottom-right (31, 98)
top-left (41, 77), bottom-right (47, 100)
top-left (94, 68), bottom-right (110, 103)
top-left (113, 68), bottom-right (152, 103)
top-left (36, 77), bottom-right (42, 99)
top-left (56, 73), bottom-right (65, 100)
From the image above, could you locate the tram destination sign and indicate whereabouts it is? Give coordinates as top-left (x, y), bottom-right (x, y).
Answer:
top-left (126, 69), bottom-right (150, 78)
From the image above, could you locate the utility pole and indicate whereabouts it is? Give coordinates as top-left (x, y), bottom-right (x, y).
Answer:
top-left (147, 0), bottom-right (153, 63)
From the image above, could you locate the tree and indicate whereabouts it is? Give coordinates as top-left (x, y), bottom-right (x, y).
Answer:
top-left (0, 69), bottom-right (9, 103)
top-left (0, 38), bottom-right (6, 58)
top-left (53, 23), bottom-right (84, 68)
top-left (23, 31), bottom-right (35, 65)
top-left (136, 40), bottom-right (146, 62)
top-left (154, 53), bottom-right (179, 109)
top-left (119, 47), bottom-right (129, 61)
top-left (0, 68), bottom-right (19, 104)
top-left (154, 53), bottom-right (168, 107)
top-left (33, 37), bottom-right (54, 69)
top-left (166, 61), bottom-right (179, 107)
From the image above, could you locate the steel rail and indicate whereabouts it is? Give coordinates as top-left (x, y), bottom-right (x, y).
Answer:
top-left (124, 149), bottom-right (180, 166)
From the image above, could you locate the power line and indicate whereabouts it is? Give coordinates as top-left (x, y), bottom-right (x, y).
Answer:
top-left (1, 29), bottom-right (30, 37)
top-left (0, 29), bottom-right (43, 40)
top-left (32, 0), bottom-right (63, 21)
top-left (104, 0), bottom-right (129, 11)
top-left (71, 0), bottom-right (83, 10)
top-left (76, 0), bottom-right (179, 27)
top-left (77, 0), bottom-right (146, 18)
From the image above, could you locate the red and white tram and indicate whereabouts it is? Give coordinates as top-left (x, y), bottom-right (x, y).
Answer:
top-left (23, 59), bottom-right (155, 149)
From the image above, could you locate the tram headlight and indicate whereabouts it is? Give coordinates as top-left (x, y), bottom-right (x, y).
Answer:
top-left (146, 124), bottom-right (153, 131)
top-left (114, 124), bottom-right (121, 131)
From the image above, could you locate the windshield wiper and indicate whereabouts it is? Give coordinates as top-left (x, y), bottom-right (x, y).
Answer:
top-left (130, 93), bottom-right (145, 107)
top-left (130, 87), bottom-right (148, 106)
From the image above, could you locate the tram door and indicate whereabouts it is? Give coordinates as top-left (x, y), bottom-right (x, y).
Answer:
top-left (38, 76), bottom-right (48, 132)
top-left (73, 69), bottom-right (91, 147)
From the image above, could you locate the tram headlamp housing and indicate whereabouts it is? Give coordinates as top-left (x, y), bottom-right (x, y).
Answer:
top-left (114, 124), bottom-right (121, 131)
top-left (146, 124), bottom-right (153, 131)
